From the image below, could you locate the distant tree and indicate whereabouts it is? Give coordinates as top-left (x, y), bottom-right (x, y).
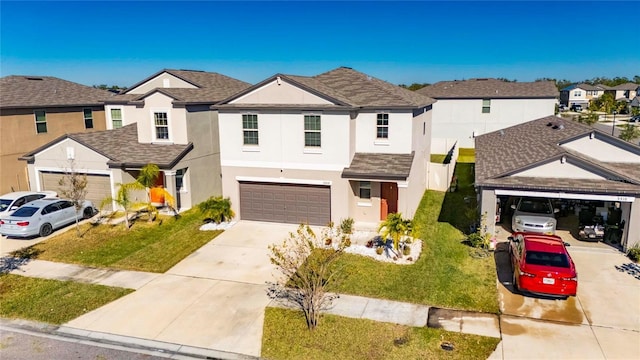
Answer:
top-left (57, 160), bottom-right (90, 237)
top-left (576, 112), bottom-right (599, 126)
top-left (618, 124), bottom-right (640, 142)
top-left (496, 77), bottom-right (517, 82)
top-left (399, 83), bottom-right (430, 91)
top-left (93, 84), bottom-right (126, 92)
top-left (634, 75), bottom-right (640, 84)
top-left (536, 78), bottom-right (572, 91)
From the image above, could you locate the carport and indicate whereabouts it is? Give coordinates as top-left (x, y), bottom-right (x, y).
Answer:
top-left (475, 116), bottom-right (640, 251)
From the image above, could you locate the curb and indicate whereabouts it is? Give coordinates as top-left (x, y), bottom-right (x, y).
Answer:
top-left (0, 318), bottom-right (260, 360)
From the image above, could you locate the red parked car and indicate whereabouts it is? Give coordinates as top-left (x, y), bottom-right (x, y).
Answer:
top-left (509, 232), bottom-right (578, 298)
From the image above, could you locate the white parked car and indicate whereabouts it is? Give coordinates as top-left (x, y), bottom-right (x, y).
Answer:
top-left (0, 198), bottom-right (96, 238)
top-left (0, 191), bottom-right (58, 219)
top-left (511, 197), bottom-right (559, 235)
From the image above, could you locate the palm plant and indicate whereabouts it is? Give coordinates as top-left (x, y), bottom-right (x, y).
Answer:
top-left (100, 182), bottom-right (142, 229)
top-left (378, 212), bottom-right (413, 257)
top-left (198, 196), bottom-right (235, 224)
top-left (133, 164), bottom-right (175, 221)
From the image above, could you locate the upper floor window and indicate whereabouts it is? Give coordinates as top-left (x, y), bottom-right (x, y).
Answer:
top-left (574, 91), bottom-right (582, 97)
top-left (376, 113), bottom-right (389, 139)
top-left (243, 114), bottom-right (259, 145)
top-left (359, 181), bottom-right (371, 199)
top-left (111, 108), bottom-right (123, 129)
top-left (482, 99), bottom-right (491, 113)
top-left (35, 110), bottom-right (47, 133)
top-left (154, 112), bottom-right (169, 140)
top-left (304, 115), bottom-right (321, 147)
top-left (83, 109), bottom-right (94, 129)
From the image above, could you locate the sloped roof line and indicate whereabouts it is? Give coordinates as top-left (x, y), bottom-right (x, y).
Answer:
top-left (122, 69), bottom-right (204, 94)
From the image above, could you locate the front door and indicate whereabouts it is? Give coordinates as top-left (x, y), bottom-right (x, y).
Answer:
top-left (380, 182), bottom-right (398, 220)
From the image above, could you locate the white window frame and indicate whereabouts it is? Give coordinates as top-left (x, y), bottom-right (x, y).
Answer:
top-left (176, 168), bottom-right (187, 193)
top-left (574, 91), bottom-right (582, 97)
top-left (482, 99), bottom-right (491, 114)
top-left (150, 109), bottom-right (171, 142)
top-left (242, 113), bottom-right (259, 146)
top-left (376, 113), bottom-right (389, 139)
top-left (110, 107), bottom-right (123, 129)
top-left (304, 114), bottom-right (321, 148)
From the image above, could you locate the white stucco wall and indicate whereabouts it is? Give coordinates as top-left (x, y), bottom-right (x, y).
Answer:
top-left (219, 110), bottom-right (351, 171)
top-left (562, 137), bottom-right (640, 163)
top-left (231, 79), bottom-right (333, 105)
top-left (126, 73), bottom-right (197, 94)
top-left (354, 111), bottom-right (414, 154)
top-left (431, 98), bottom-right (556, 148)
top-left (132, 92), bottom-right (188, 145)
top-left (512, 159), bottom-right (607, 179)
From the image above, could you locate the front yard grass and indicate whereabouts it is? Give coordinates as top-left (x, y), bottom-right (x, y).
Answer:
top-left (0, 274), bottom-right (132, 324)
top-left (331, 163), bottom-right (498, 313)
top-left (262, 307), bottom-right (499, 360)
top-left (14, 209), bottom-right (221, 273)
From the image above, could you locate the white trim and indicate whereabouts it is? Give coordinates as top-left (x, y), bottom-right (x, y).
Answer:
top-left (242, 146), bottom-right (261, 152)
top-left (235, 176), bottom-right (332, 186)
top-left (150, 108), bottom-right (172, 143)
top-left (108, 106), bottom-right (124, 130)
top-left (374, 140), bottom-right (390, 146)
top-left (222, 160), bottom-right (345, 172)
top-left (397, 181), bottom-right (409, 188)
top-left (494, 189), bottom-right (635, 203)
top-left (357, 202), bottom-right (373, 207)
top-left (303, 148), bottom-right (323, 154)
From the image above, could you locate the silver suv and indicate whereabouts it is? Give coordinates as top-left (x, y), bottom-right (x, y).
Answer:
top-left (511, 197), bottom-right (559, 235)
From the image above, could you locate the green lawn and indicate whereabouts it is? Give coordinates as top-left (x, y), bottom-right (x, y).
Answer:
top-left (13, 209), bottom-right (221, 273)
top-left (331, 163), bottom-right (498, 313)
top-left (457, 148), bottom-right (475, 163)
top-left (0, 274), bottom-right (132, 324)
top-left (262, 308), bottom-right (499, 360)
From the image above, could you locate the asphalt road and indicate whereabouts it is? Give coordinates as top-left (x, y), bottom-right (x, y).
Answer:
top-left (0, 328), bottom-right (179, 360)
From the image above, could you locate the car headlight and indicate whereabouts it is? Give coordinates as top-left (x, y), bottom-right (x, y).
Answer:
top-left (515, 217), bottom-right (522, 225)
top-left (545, 220), bottom-right (555, 227)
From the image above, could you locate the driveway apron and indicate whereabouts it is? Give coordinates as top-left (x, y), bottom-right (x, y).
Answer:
top-left (65, 221), bottom-right (297, 357)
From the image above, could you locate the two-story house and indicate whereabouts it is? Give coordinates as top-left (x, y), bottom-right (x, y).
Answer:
top-left (0, 76), bottom-right (112, 194)
top-left (416, 78), bottom-right (558, 150)
top-left (607, 82), bottom-right (640, 108)
top-left (20, 70), bottom-right (250, 210)
top-left (560, 83), bottom-right (611, 109)
top-left (214, 67), bottom-right (435, 225)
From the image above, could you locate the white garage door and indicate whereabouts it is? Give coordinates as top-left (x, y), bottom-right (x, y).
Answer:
top-left (40, 171), bottom-right (112, 210)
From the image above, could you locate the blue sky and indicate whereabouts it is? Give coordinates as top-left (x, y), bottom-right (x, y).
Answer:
top-left (1, 1), bottom-right (638, 87)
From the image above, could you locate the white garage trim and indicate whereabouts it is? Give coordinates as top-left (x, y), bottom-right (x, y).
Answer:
top-left (494, 189), bottom-right (635, 203)
top-left (235, 176), bottom-right (332, 186)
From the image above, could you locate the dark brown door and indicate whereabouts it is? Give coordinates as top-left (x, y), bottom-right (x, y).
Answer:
top-left (381, 182), bottom-right (398, 215)
top-left (239, 182), bottom-right (330, 226)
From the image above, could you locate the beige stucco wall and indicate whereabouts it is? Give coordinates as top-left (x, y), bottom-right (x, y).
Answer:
top-left (347, 180), bottom-right (381, 223)
top-left (0, 107), bottom-right (106, 194)
top-left (133, 92), bottom-right (188, 145)
top-left (126, 73), bottom-right (197, 94)
top-left (231, 79), bottom-right (333, 105)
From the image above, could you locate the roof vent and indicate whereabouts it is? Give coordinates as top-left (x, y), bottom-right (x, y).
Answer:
top-left (26, 77), bottom-right (43, 81)
top-left (546, 122), bottom-right (553, 127)
top-left (499, 130), bottom-right (505, 136)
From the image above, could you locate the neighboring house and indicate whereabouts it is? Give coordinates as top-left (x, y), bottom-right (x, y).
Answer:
top-left (608, 82), bottom-right (639, 102)
top-left (214, 67), bottom-right (436, 225)
top-left (21, 69), bottom-right (250, 211)
top-left (559, 83), bottom-right (611, 108)
top-left (475, 116), bottom-right (640, 251)
top-left (0, 75), bottom-right (112, 194)
top-left (416, 78), bottom-right (558, 150)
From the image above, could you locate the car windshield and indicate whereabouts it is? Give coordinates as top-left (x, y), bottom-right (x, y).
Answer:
top-left (11, 206), bottom-right (39, 217)
top-left (525, 251), bottom-right (570, 268)
top-left (519, 198), bottom-right (552, 214)
top-left (0, 199), bottom-right (11, 211)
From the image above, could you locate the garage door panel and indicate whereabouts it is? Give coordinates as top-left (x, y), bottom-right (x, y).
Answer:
top-left (40, 172), bottom-right (111, 211)
top-left (239, 182), bottom-right (330, 226)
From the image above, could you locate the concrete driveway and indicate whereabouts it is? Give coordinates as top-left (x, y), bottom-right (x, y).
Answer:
top-left (64, 221), bottom-right (297, 357)
top-left (492, 225), bottom-right (640, 359)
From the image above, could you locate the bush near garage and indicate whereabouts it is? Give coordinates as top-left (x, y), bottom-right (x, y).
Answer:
top-left (627, 244), bottom-right (640, 262)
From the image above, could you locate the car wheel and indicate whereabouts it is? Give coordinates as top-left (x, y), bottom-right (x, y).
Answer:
top-left (39, 223), bottom-right (53, 237)
top-left (83, 207), bottom-right (95, 219)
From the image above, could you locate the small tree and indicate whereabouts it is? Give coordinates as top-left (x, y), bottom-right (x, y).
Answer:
top-left (619, 123), bottom-right (640, 142)
top-left (100, 182), bottom-right (139, 230)
top-left (132, 164), bottom-right (175, 221)
top-left (198, 196), bottom-right (235, 223)
top-left (378, 213), bottom-right (413, 257)
top-left (57, 160), bottom-right (89, 237)
top-left (268, 224), bottom-right (348, 330)
top-left (576, 112), bottom-right (599, 126)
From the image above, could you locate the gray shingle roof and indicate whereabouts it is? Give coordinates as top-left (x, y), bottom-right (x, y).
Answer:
top-left (217, 67), bottom-right (435, 109)
top-left (110, 69), bottom-right (251, 104)
top-left (417, 78), bottom-right (558, 99)
top-left (561, 83), bottom-right (611, 92)
top-left (613, 82), bottom-right (640, 91)
top-left (1, 75), bottom-right (113, 109)
top-left (21, 124), bottom-right (192, 169)
top-left (342, 152), bottom-right (414, 180)
top-left (475, 115), bottom-right (640, 195)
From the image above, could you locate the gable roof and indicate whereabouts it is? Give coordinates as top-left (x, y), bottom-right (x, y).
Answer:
top-left (0, 75), bottom-right (113, 109)
top-left (475, 116), bottom-right (640, 194)
top-left (216, 67), bottom-right (435, 109)
top-left (108, 69), bottom-right (250, 105)
top-left (561, 83), bottom-right (611, 92)
top-left (342, 152), bottom-right (415, 181)
top-left (613, 82), bottom-right (640, 91)
top-left (416, 78), bottom-right (558, 99)
top-left (21, 124), bottom-right (193, 169)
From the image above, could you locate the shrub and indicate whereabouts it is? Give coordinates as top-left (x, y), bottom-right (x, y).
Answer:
top-left (198, 196), bottom-right (235, 224)
top-left (375, 246), bottom-right (384, 255)
top-left (467, 232), bottom-right (490, 249)
top-left (402, 245), bottom-right (411, 256)
top-left (627, 244), bottom-right (640, 262)
top-left (340, 217), bottom-right (354, 235)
